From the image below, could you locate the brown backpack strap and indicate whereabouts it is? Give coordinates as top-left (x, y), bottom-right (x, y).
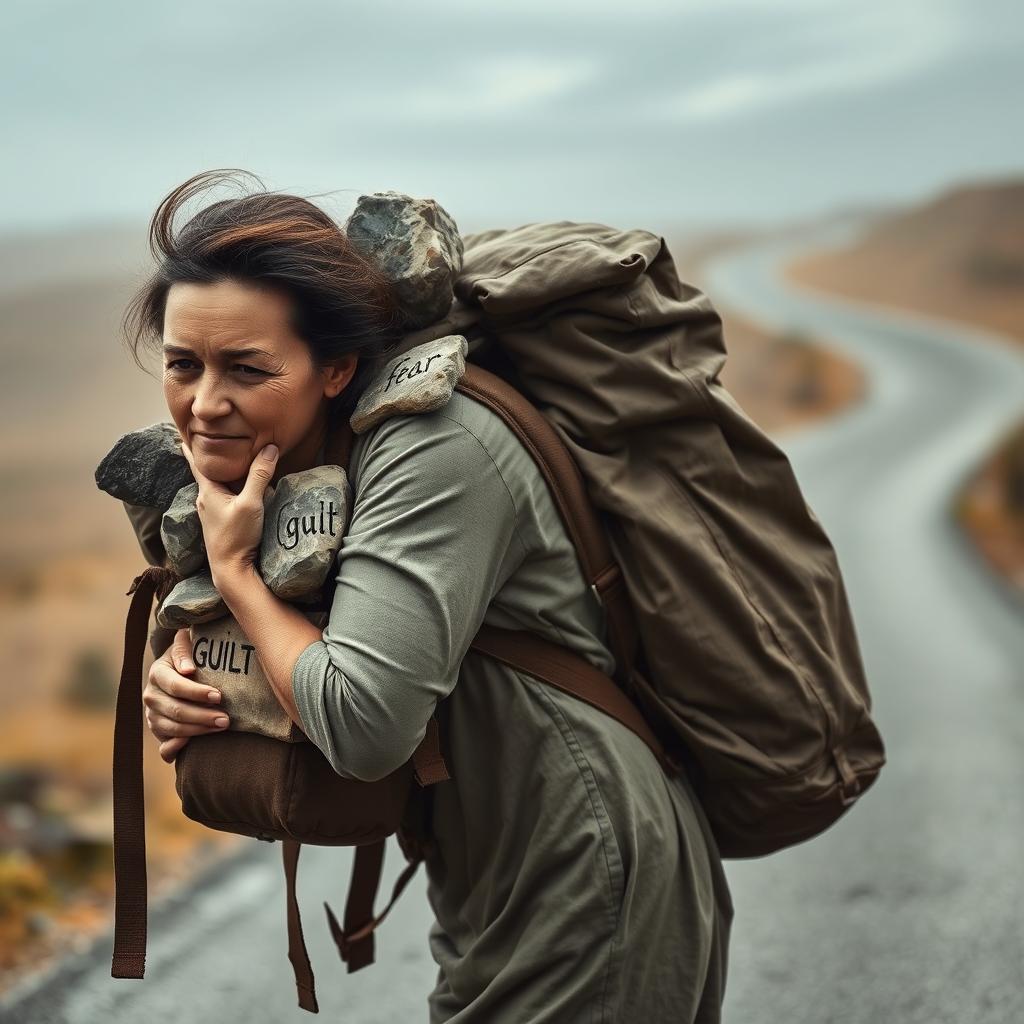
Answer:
top-left (469, 622), bottom-right (677, 776)
top-left (456, 363), bottom-right (639, 691)
top-left (324, 840), bottom-right (423, 972)
top-left (111, 564), bottom-right (182, 981)
top-left (411, 715), bottom-right (450, 786)
top-left (282, 839), bottom-right (320, 1013)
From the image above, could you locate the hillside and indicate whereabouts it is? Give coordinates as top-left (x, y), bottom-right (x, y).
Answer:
top-left (786, 177), bottom-right (1024, 602)
top-left (786, 177), bottom-right (1024, 346)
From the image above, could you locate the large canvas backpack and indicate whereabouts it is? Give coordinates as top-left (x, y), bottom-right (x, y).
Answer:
top-left (107, 219), bottom-right (884, 1012)
top-left (427, 219), bottom-right (886, 856)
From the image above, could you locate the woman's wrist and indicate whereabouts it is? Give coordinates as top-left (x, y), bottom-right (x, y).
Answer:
top-left (212, 560), bottom-right (262, 602)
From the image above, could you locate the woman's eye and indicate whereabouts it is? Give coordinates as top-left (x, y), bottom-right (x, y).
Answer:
top-left (165, 359), bottom-right (266, 376)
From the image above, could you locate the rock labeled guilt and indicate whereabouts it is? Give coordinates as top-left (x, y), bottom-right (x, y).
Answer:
top-left (260, 466), bottom-right (350, 600)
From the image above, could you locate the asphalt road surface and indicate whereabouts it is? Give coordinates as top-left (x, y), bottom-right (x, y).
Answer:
top-left (5, 220), bottom-right (1023, 1023)
top-left (705, 222), bottom-right (1024, 1024)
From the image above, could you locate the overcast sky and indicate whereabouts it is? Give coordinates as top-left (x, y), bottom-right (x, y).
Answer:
top-left (2, 0), bottom-right (1022, 238)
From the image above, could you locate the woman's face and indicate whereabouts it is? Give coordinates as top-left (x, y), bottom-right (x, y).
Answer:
top-left (162, 278), bottom-right (356, 490)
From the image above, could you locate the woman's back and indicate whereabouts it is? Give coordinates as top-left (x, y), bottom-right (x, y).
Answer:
top-left (291, 388), bottom-right (733, 1023)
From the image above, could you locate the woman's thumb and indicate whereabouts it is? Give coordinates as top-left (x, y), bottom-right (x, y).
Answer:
top-left (240, 443), bottom-right (279, 503)
top-left (172, 627), bottom-right (195, 673)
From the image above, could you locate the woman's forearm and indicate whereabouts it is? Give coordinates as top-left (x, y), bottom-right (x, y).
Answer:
top-left (215, 563), bottom-right (323, 728)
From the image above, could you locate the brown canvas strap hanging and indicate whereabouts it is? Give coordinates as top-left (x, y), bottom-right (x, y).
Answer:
top-left (110, 564), bottom-right (178, 980)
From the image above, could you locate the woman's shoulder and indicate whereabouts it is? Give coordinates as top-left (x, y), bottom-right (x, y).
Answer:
top-left (350, 387), bottom-right (529, 493)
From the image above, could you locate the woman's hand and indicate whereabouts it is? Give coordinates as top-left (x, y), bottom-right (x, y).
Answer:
top-left (179, 440), bottom-right (279, 588)
top-left (144, 628), bottom-right (231, 764)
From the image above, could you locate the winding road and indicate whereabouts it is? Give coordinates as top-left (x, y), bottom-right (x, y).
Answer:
top-left (706, 222), bottom-right (1024, 1024)
top-left (5, 220), bottom-right (1024, 1023)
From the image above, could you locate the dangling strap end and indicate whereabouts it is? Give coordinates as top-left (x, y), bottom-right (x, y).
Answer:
top-left (324, 900), bottom-right (376, 973)
top-left (111, 952), bottom-right (146, 979)
top-left (281, 839), bottom-right (321, 1013)
top-left (295, 980), bottom-right (319, 1014)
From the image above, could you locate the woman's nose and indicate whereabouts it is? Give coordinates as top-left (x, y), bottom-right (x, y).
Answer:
top-left (190, 374), bottom-right (233, 419)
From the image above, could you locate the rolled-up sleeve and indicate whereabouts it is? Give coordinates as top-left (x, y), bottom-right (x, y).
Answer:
top-left (291, 409), bottom-right (525, 782)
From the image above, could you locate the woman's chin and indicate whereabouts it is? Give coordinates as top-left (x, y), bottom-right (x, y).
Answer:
top-left (195, 453), bottom-right (248, 483)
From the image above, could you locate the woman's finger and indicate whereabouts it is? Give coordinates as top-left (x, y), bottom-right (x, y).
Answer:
top-left (148, 707), bottom-right (230, 738)
top-left (145, 675), bottom-right (231, 733)
top-left (148, 656), bottom-right (223, 706)
top-left (145, 681), bottom-right (230, 730)
top-left (158, 736), bottom-right (189, 764)
top-left (170, 627), bottom-right (195, 674)
top-left (237, 443), bottom-right (278, 507)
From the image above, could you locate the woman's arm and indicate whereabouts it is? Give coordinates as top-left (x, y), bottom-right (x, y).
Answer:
top-left (289, 407), bottom-right (526, 782)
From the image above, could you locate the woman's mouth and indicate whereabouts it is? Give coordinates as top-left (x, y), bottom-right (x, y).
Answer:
top-left (194, 433), bottom-right (246, 448)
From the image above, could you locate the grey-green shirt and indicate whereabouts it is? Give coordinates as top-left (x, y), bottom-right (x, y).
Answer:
top-left (290, 389), bottom-right (732, 1023)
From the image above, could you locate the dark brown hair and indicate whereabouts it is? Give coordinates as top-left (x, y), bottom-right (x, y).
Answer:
top-left (122, 168), bottom-right (405, 422)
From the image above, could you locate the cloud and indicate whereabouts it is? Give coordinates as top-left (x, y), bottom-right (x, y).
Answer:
top-left (397, 55), bottom-right (597, 117)
top-left (0, 0), bottom-right (1019, 233)
top-left (658, 1), bottom-right (963, 121)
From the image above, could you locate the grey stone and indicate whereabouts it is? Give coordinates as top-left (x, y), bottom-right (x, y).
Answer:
top-left (95, 421), bottom-right (192, 509)
top-left (344, 192), bottom-right (464, 329)
top-left (350, 334), bottom-right (468, 435)
top-left (259, 466), bottom-right (350, 600)
top-left (160, 482), bottom-right (207, 577)
top-left (155, 571), bottom-right (227, 628)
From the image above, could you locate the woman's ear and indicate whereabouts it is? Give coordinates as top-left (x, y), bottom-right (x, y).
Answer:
top-left (322, 354), bottom-right (359, 398)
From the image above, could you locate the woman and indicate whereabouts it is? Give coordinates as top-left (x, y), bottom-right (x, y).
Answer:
top-left (129, 169), bottom-right (733, 1023)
